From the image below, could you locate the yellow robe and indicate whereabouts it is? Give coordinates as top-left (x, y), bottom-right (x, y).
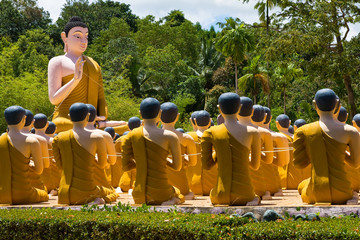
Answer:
top-left (122, 126), bottom-right (184, 205)
top-left (53, 130), bottom-right (115, 205)
top-left (344, 146), bottom-right (360, 192)
top-left (279, 133), bottom-right (311, 189)
top-left (93, 162), bottom-right (118, 202)
top-left (28, 165), bottom-right (47, 192)
top-left (294, 121), bottom-right (353, 204)
top-left (201, 125), bottom-right (257, 205)
top-left (186, 132), bottom-right (217, 195)
top-left (52, 56), bottom-right (108, 133)
top-left (167, 144), bottom-right (191, 195)
top-left (0, 134), bottom-right (48, 205)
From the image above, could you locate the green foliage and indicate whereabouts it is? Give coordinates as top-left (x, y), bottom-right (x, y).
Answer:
top-left (0, 209), bottom-right (360, 239)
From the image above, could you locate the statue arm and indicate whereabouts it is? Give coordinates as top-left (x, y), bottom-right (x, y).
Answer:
top-left (201, 129), bottom-right (216, 170)
top-left (272, 136), bottom-right (289, 167)
top-left (346, 129), bottom-right (360, 169)
top-left (29, 138), bottom-right (43, 175)
top-left (249, 131), bottom-right (261, 170)
top-left (167, 133), bottom-right (182, 171)
top-left (95, 135), bottom-right (108, 169)
top-left (122, 134), bottom-right (136, 171)
top-left (39, 138), bottom-right (50, 168)
top-left (104, 134), bottom-right (116, 165)
top-left (293, 128), bottom-right (311, 169)
top-left (262, 132), bottom-right (274, 164)
top-left (48, 57), bottom-right (84, 105)
top-left (185, 135), bottom-right (197, 167)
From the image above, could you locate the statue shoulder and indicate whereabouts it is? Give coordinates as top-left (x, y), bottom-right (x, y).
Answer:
top-left (48, 55), bottom-right (65, 67)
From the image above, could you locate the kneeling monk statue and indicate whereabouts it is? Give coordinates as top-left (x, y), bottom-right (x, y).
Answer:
top-left (201, 93), bottom-right (262, 206)
top-left (122, 98), bottom-right (184, 205)
top-left (0, 106), bottom-right (48, 204)
top-left (294, 89), bottom-right (360, 204)
top-left (53, 103), bottom-right (117, 205)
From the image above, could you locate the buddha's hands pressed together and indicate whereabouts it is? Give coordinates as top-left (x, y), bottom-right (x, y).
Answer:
top-left (74, 56), bottom-right (86, 82)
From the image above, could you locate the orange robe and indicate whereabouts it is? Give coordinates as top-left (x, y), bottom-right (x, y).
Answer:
top-left (115, 135), bottom-right (136, 191)
top-left (186, 132), bottom-right (217, 195)
top-left (122, 126), bottom-right (184, 205)
top-left (201, 124), bottom-right (257, 205)
top-left (52, 56), bottom-right (107, 133)
top-left (0, 133), bottom-right (48, 205)
top-left (294, 122), bottom-right (353, 204)
top-left (53, 130), bottom-right (115, 205)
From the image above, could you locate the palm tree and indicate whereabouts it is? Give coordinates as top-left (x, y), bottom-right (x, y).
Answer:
top-left (215, 17), bottom-right (254, 94)
top-left (274, 63), bottom-right (303, 113)
top-left (238, 55), bottom-right (269, 104)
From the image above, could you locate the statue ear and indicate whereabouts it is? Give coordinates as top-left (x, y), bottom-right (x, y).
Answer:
top-left (175, 113), bottom-right (180, 122)
top-left (217, 105), bottom-right (222, 115)
top-left (276, 121), bottom-right (281, 130)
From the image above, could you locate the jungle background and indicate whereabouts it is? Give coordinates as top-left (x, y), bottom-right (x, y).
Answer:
top-left (0, 0), bottom-right (359, 132)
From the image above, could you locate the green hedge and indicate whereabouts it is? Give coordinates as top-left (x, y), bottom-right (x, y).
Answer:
top-left (0, 206), bottom-right (360, 239)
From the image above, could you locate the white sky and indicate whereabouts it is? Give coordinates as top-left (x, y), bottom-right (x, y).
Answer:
top-left (38, 0), bottom-right (359, 39)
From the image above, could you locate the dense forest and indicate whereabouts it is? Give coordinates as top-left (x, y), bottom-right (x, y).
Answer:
top-left (0, 0), bottom-right (359, 132)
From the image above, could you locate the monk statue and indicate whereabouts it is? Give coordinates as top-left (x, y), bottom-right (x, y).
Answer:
top-left (202, 93), bottom-right (261, 205)
top-left (24, 112), bottom-right (49, 193)
top-left (276, 114), bottom-right (311, 189)
top-left (52, 103), bottom-right (118, 205)
top-left (0, 106), bottom-right (49, 204)
top-left (161, 102), bottom-right (197, 200)
top-left (288, 125), bottom-right (294, 134)
top-left (262, 107), bottom-right (289, 196)
top-left (186, 110), bottom-right (217, 196)
top-left (189, 111), bottom-right (200, 131)
top-left (336, 106), bottom-right (360, 193)
top-left (33, 114), bottom-right (58, 193)
top-left (122, 98), bottom-right (184, 205)
top-left (48, 16), bottom-right (125, 133)
top-left (45, 121), bottom-right (62, 195)
top-left (294, 119), bottom-right (306, 131)
top-left (294, 89), bottom-right (360, 204)
top-left (237, 97), bottom-right (272, 199)
top-left (116, 117), bottom-right (141, 192)
top-left (252, 105), bottom-right (283, 197)
top-left (84, 104), bottom-right (118, 201)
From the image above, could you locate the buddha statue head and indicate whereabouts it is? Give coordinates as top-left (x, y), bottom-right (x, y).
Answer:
top-left (34, 113), bottom-right (49, 131)
top-left (190, 111), bottom-right (200, 131)
top-left (23, 109), bottom-right (34, 132)
top-left (114, 133), bottom-right (120, 141)
top-left (288, 125), bottom-right (294, 134)
top-left (161, 102), bottom-right (179, 126)
top-left (294, 119), bottom-right (306, 131)
top-left (239, 97), bottom-right (253, 118)
top-left (128, 117), bottom-right (141, 131)
top-left (4, 106), bottom-right (26, 129)
top-left (176, 128), bottom-right (185, 133)
top-left (218, 92), bottom-right (241, 117)
top-left (140, 97), bottom-right (161, 123)
top-left (251, 105), bottom-right (266, 125)
top-left (352, 114), bottom-right (360, 131)
top-left (45, 121), bottom-right (57, 137)
top-left (313, 88), bottom-right (339, 115)
top-left (61, 16), bottom-right (89, 55)
top-left (337, 106), bottom-right (348, 123)
top-left (263, 107), bottom-right (272, 128)
top-left (276, 114), bottom-right (291, 134)
top-left (69, 102), bottom-right (89, 127)
top-left (104, 127), bottom-right (115, 140)
top-left (195, 110), bottom-right (211, 131)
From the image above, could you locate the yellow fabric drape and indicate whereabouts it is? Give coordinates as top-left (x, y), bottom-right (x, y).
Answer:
top-left (122, 126), bottom-right (184, 205)
top-left (53, 56), bottom-right (108, 133)
top-left (186, 132), bottom-right (217, 195)
top-left (53, 130), bottom-right (110, 205)
top-left (0, 133), bottom-right (48, 205)
top-left (294, 121), bottom-right (353, 204)
top-left (201, 124), bottom-right (257, 205)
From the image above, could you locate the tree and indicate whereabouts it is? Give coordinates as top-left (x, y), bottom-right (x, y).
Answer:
top-left (215, 18), bottom-right (255, 93)
top-left (238, 55), bottom-right (269, 104)
top-left (164, 10), bottom-right (185, 27)
top-left (274, 62), bottom-right (303, 114)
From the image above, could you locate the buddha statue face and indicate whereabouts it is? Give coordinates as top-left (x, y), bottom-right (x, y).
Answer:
top-left (61, 26), bottom-right (89, 55)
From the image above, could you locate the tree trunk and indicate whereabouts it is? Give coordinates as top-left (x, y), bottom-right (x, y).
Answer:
top-left (266, 0), bottom-right (270, 34)
top-left (234, 62), bottom-right (238, 94)
top-left (283, 86), bottom-right (286, 114)
top-left (344, 75), bottom-right (356, 118)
